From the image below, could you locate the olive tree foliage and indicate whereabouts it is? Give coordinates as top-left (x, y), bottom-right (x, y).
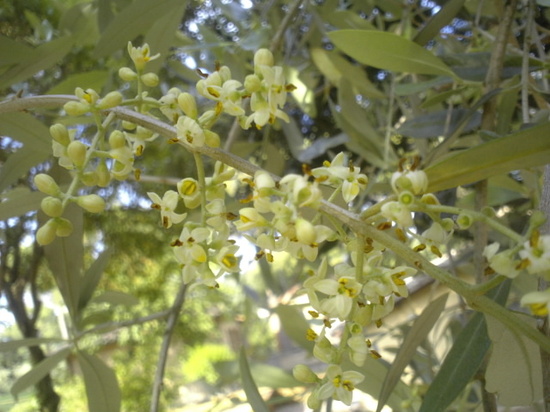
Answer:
top-left (1, 0), bottom-right (550, 411)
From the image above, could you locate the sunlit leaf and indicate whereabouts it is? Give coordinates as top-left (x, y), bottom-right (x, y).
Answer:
top-left (11, 347), bottom-right (71, 399)
top-left (77, 351), bottom-right (121, 412)
top-left (376, 294), bottom-right (448, 412)
top-left (91, 291), bottom-right (140, 307)
top-left (485, 314), bottom-right (543, 406)
top-left (419, 281), bottom-right (510, 412)
top-left (239, 347), bottom-right (270, 412)
top-left (328, 30), bottom-right (456, 77)
top-left (426, 121), bottom-right (550, 192)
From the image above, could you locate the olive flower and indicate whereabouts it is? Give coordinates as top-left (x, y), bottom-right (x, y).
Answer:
top-left (147, 190), bottom-right (187, 228)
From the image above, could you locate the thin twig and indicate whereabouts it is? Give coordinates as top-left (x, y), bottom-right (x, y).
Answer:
top-left (150, 281), bottom-right (187, 412)
top-left (269, 0), bottom-right (305, 53)
top-left (77, 309), bottom-right (171, 338)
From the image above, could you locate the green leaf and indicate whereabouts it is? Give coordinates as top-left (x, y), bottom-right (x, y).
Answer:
top-left (250, 363), bottom-right (300, 388)
top-left (94, 0), bottom-right (184, 58)
top-left (0, 35), bottom-right (34, 67)
top-left (398, 109), bottom-right (481, 139)
top-left (78, 249), bottom-right (113, 312)
top-left (239, 347), bottom-right (270, 412)
top-left (0, 188), bottom-right (44, 221)
top-left (425, 121), bottom-right (550, 192)
top-left (91, 291), bottom-right (140, 307)
top-left (0, 36), bottom-right (74, 89)
top-left (328, 30), bottom-right (456, 77)
top-left (11, 347), bottom-right (71, 398)
top-left (485, 314), bottom-right (543, 406)
top-left (376, 294), bottom-right (448, 412)
top-left (44, 203), bottom-right (84, 320)
top-left (143, 1), bottom-right (188, 73)
top-left (0, 338), bottom-right (67, 352)
top-left (419, 281), bottom-right (510, 412)
top-left (58, 2), bottom-right (99, 47)
top-left (0, 112), bottom-right (51, 152)
top-left (46, 70), bottom-right (109, 95)
top-left (414, 0), bottom-right (466, 46)
top-left (77, 351), bottom-right (121, 412)
top-left (275, 305), bottom-right (313, 352)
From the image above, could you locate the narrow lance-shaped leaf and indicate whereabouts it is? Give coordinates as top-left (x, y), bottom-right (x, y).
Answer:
top-left (77, 351), bottom-right (121, 412)
top-left (328, 30), bottom-right (457, 77)
top-left (419, 280), bottom-right (511, 412)
top-left (78, 249), bottom-right (112, 312)
top-left (239, 347), bottom-right (270, 412)
top-left (11, 347), bottom-right (72, 399)
top-left (376, 293), bottom-right (448, 412)
top-left (425, 121), bottom-right (550, 192)
top-left (0, 338), bottom-right (67, 352)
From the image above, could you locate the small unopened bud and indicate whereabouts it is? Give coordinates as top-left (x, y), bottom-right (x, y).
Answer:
top-left (98, 91), bottom-right (123, 109)
top-left (292, 364), bottom-right (318, 384)
top-left (296, 218), bottom-right (316, 245)
top-left (55, 218), bottom-right (73, 237)
top-left (119, 67), bottom-right (138, 81)
top-left (96, 161), bottom-right (111, 187)
top-left (204, 130), bottom-right (220, 147)
top-left (244, 74), bottom-right (261, 93)
top-left (177, 93), bottom-right (198, 119)
top-left (141, 73), bottom-right (159, 87)
top-left (64, 101), bottom-right (89, 116)
top-left (67, 141), bottom-right (87, 167)
top-left (420, 193), bottom-right (439, 205)
top-left (254, 48), bottom-right (274, 67)
top-left (76, 194), bottom-right (105, 213)
top-left (41, 197), bottom-right (63, 218)
top-left (81, 171), bottom-right (98, 187)
top-left (34, 174), bottom-right (61, 196)
top-left (457, 213), bottom-right (474, 229)
top-left (36, 219), bottom-right (57, 245)
top-left (481, 207), bottom-right (496, 218)
top-left (50, 124), bottom-right (70, 146)
top-left (109, 130), bottom-right (126, 149)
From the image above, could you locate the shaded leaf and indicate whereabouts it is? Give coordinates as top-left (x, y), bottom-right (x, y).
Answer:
top-left (275, 305), bottom-right (313, 352)
top-left (94, 0), bottom-right (184, 58)
top-left (414, 0), bottom-right (466, 46)
top-left (0, 36), bottom-right (74, 89)
top-left (58, 2), bottom-right (99, 47)
top-left (0, 35), bottom-right (34, 66)
top-left (485, 314), bottom-right (543, 406)
top-left (398, 109), bottom-right (481, 139)
top-left (77, 351), bottom-right (121, 412)
top-left (0, 338), bottom-right (67, 352)
top-left (46, 70), bottom-right (109, 95)
top-left (419, 281), bottom-right (510, 412)
top-left (0, 112), bottom-right (51, 152)
top-left (426, 121), bottom-right (550, 192)
top-left (91, 290), bottom-right (140, 307)
top-left (250, 363), bottom-right (300, 388)
top-left (44, 203), bottom-right (84, 320)
top-left (0, 188), bottom-right (44, 221)
top-left (11, 347), bottom-right (71, 398)
top-left (239, 347), bottom-right (270, 412)
top-left (329, 30), bottom-right (456, 77)
top-left (78, 249), bottom-right (113, 312)
top-left (0, 146), bottom-right (50, 194)
top-left (376, 294), bottom-right (448, 412)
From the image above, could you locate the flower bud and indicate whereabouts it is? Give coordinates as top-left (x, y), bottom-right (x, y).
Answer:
top-left (177, 93), bottom-right (198, 119)
top-left (50, 123), bottom-right (70, 146)
top-left (76, 194), bottom-right (105, 213)
top-left (97, 91), bottom-right (123, 109)
top-left (119, 67), bottom-right (138, 81)
top-left (481, 206), bottom-right (496, 218)
top-left (420, 193), bottom-right (439, 205)
top-left (530, 210), bottom-right (547, 229)
top-left (41, 197), bottom-right (63, 218)
top-left (96, 161), bottom-right (111, 187)
top-left (254, 48), bottom-right (274, 67)
top-left (392, 170), bottom-right (428, 195)
top-left (36, 219), bottom-right (57, 245)
top-left (34, 174), bottom-right (61, 196)
top-left (204, 130), bottom-right (220, 147)
top-left (456, 213), bottom-right (474, 229)
top-left (296, 218), bottom-right (316, 245)
top-left (64, 101), bottom-right (89, 116)
top-left (109, 130), bottom-right (126, 149)
top-left (141, 72), bottom-right (159, 87)
top-left (80, 171), bottom-right (98, 187)
top-left (244, 74), bottom-right (261, 93)
top-left (55, 218), bottom-right (73, 237)
top-left (67, 141), bottom-right (87, 167)
top-left (292, 364), bottom-right (318, 384)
